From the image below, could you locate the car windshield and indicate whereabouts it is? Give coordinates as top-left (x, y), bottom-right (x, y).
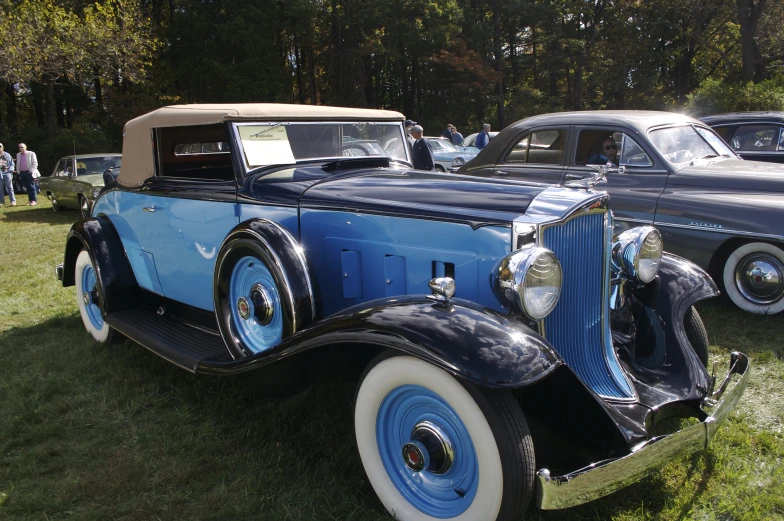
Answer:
top-left (236, 122), bottom-right (407, 168)
top-left (77, 156), bottom-right (122, 174)
top-left (649, 125), bottom-right (733, 165)
top-left (427, 139), bottom-right (458, 152)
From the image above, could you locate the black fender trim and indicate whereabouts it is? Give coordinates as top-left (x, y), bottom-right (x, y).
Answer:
top-left (197, 295), bottom-right (563, 389)
top-left (61, 215), bottom-right (141, 314)
top-left (618, 253), bottom-right (718, 410)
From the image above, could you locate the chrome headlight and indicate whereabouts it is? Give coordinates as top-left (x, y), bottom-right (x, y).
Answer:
top-left (92, 187), bottom-right (102, 198)
top-left (613, 226), bottom-right (662, 283)
top-left (451, 156), bottom-right (465, 167)
top-left (493, 246), bottom-right (562, 320)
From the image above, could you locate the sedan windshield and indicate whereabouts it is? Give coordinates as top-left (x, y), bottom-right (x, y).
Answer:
top-left (649, 125), bottom-right (735, 165)
top-left (427, 139), bottom-right (458, 153)
top-left (236, 122), bottom-right (407, 168)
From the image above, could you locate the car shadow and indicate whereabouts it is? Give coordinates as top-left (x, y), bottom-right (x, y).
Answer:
top-left (0, 204), bottom-right (82, 226)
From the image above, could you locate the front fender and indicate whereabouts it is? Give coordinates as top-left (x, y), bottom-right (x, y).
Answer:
top-left (616, 253), bottom-right (718, 406)
top-left (61, 215), bottom-right (140, 314)
top-left (197, 295), bottom-right (563, 389)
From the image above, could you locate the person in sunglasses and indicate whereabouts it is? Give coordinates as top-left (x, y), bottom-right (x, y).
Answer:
top-left (587, 135), bottom-right (619, 166)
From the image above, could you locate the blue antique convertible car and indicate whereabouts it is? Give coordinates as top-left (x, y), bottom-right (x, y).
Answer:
top-left (56, 104), bottom-right (748, 521)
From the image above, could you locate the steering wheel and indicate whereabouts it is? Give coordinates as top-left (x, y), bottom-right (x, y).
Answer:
top-left (338, 144), bottom-right (370, 157)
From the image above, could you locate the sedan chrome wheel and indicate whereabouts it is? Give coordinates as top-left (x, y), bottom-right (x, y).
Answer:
top-left (723, 242), bottom-right (784, 314)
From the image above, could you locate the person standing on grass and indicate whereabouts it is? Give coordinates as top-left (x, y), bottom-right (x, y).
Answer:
top-left (15, 143), bottom-right (39, 206)
top-left (0, 143), bottom-right (16, 206)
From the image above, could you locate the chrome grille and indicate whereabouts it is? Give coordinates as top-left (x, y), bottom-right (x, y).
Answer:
top-left (540, 211), bottom-right (634, 400)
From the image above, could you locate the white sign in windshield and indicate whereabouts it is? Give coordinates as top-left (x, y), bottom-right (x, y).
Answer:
top-left (239, 125), bottom-right (296, 167)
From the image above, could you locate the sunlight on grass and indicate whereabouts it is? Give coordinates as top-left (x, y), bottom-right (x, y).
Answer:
top-left (1, 202), bottom-right (783, 520)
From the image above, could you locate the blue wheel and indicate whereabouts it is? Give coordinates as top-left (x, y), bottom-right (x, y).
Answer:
top-left (228, 256), bottom-right (284, 354)
top-left (355, 353), bottom-right (535, 521)
top-left (215, 225), bottom-right (314, 360)
top-left (75, 250), bottom-right (114, 343)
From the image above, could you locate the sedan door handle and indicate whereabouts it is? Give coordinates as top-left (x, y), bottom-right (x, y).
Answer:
top-left (495, 170), bottom-right (509, 176)
top-left (143, 206), bottom-right (156, 212)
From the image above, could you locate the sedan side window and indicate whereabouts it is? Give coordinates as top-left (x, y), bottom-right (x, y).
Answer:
top-left (729, 124), bottom-right (781, 151)
top-left (54, 159), bottom-right (70, 177)
top-left (619, 135), bottom-right (654, 167)
top-left (505, 129), bottom-right (565, 165)
top-left (575, 130), bottom-right (652, 167)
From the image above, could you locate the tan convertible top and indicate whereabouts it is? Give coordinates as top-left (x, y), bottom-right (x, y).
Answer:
top-left (120, 103), bottom-right (406, 187)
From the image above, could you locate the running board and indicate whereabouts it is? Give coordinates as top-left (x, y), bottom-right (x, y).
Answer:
top-left (105, 307), bottom-right (232, 372)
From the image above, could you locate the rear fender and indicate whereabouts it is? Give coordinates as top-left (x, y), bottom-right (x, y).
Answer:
top-left (198, 295), bottom-right (564, 389)
top-left (61, 215), bottom-right (140, 313)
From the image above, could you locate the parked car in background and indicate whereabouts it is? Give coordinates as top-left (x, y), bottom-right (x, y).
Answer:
top-left (458, 131), bottom-right (499, 153)
top-left (424, 136), bottom-right (479, 171)
top-left (457, 110), bottom-right (784, 314)
top-left (701, 112), bottom-right (784, 163)
top-left (57, 104), bottom-right (748, 521)
top-left (39, 154), bottom-right (122, 217)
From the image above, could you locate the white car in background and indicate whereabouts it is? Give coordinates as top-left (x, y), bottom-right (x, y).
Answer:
top-left (425, 137), bottom-right (480, 171)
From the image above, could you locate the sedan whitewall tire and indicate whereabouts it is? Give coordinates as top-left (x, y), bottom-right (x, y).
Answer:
top-left (723, 242), bottom-right (784, 314)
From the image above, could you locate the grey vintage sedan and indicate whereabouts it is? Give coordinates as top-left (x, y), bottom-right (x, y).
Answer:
top-left (701, 111), bottom-right (784, 164)
top-left (456, 110), bottom-right (784, 314)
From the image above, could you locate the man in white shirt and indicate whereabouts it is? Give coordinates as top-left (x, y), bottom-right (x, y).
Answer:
top-left (15, 143), bottom-right (39, 205)
top-left (0, 143), bottom-right (16, 206)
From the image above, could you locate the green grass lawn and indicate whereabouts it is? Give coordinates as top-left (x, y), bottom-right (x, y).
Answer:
top-left (1, 201), bottom-right (782, 520)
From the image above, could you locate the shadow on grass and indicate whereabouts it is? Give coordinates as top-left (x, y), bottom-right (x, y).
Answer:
top-left (0, 204), bottom-right (81, 226)
top-left (697, 298), bottom-right (784, 359)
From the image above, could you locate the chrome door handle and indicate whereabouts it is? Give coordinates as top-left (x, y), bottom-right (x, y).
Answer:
top-left (565, 174), bottom-right (585, 180)
top-left (143, 206), bottom-right (156, 212)
top-left (495, 170), bottom-right (509, 176)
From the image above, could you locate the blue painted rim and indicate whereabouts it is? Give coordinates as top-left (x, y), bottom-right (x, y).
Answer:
top-left (80, 263), bottom-right (104, 330)
top-left (376, 384), bottom-right (479, 518)
top-left (229, 256), bottom-right (283, 353)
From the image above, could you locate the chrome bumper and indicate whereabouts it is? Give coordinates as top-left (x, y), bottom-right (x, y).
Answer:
top-left (536, 351), bottom-right (750, 510)
top-left (56, 263), bottom-right (64, 281)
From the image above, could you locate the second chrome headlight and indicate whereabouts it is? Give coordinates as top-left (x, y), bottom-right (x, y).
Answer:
top-left (613, 226), bottom-right (663, 283)
top-left (494, 246), bottom-right (562, 320)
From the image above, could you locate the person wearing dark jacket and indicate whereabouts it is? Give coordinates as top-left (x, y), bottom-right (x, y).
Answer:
top-left (410, 125), bottom-right (434, 171)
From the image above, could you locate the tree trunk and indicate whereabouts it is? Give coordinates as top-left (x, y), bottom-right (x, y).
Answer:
top-left (736, 0), bottom-right (769, 82)
top-left (46, 83), bottom-right (57, 135)
top-left (6, 81), bottom-right (18, 133)
top-left (308, 39), bottom-right (317, 104)
top-left (493, 0), bottom-right (504, 128)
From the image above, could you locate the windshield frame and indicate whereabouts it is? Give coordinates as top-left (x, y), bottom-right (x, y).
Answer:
top-left (231, 121), bottom-right (411, 176)
top-left (648, 123), bottom-right (738, 170)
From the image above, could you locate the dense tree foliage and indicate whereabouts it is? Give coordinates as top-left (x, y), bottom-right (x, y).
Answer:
top-left (0, 0), bottom-right (783, 167)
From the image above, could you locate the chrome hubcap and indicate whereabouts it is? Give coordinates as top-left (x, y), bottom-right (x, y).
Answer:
top-left (83, 291), bottom-right (90, 306)
top-left (735, 253), bottom-right (784, 305)
top-left (249, 284), bottom-right (274, 325)
top-left (402, 420), bottom-right (455, 474)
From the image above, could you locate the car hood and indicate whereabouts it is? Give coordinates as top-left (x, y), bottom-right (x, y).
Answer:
top-left (670, 158), bottom-right (784, 193)
top-left (299, 168), bottom-right (547, 228)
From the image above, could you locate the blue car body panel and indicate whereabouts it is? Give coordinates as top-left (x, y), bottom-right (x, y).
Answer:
top-left (300, 209), bottom-right (511, 317)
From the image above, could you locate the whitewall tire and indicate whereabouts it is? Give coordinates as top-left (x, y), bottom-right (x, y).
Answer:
top-left (75, 250), bottom-right (113, 343)
top-left (354, 353), bottom-right (534, 521)
top-left (722, 242), bottom-right (784, 314)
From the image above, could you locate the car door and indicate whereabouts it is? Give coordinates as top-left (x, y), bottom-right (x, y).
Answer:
top-left (563, 126), bottom-right (668, 230)
top-left (723, 123), bottom-right (784, 163)
top-left (46, 158), bottom-right (69, 204)
top-left (123, 129), bottom-right (240, 311)
top-left (490, 127), bottom-right (568, 185)
top-left (60, 158), bottom-right (80, 206)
